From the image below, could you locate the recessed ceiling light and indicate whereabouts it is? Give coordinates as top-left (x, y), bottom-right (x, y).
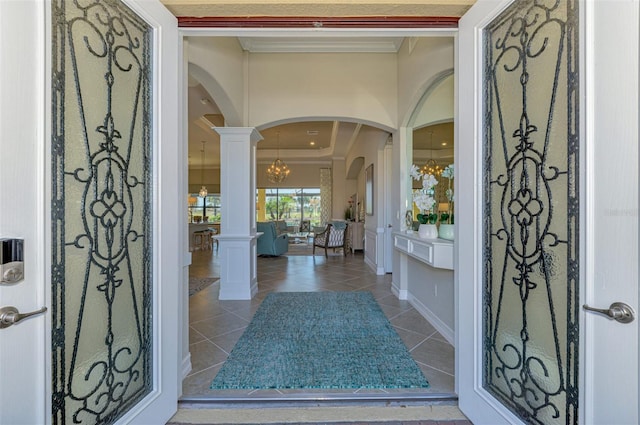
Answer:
top-left (441, 142), bottom-right (448, 146)
top-left (310, 141), bottom-right (316, 146)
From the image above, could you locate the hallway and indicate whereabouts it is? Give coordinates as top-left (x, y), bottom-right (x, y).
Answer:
top-left (182, 249), bottom-right (455, 400)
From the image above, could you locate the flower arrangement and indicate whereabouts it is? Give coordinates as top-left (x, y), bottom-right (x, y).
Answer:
top-left (409, 164), bottom-right (438, 224)
top-left (440, 164), bottom-right (454, 224)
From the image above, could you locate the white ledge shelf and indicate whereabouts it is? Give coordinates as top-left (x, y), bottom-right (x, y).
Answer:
top-left (393, 231), bottom-right (453, 270)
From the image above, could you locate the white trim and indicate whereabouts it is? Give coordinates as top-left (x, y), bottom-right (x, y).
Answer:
top-left (182, 353), bottom-right (193, 379)
top-left (117, 1), bottom-right (181, 423)
top-left (408, 293), bottom-right (454, 345)
top-left (390, 283), bottom-right (408, 301)
top-left (582, 0), bottom-right (594, 421)
top-left (238, 36), bottom-right (405, 53)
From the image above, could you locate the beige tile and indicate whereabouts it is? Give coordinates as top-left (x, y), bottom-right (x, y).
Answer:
top-left (190, 312), bottom-right (249, 340)
top-left (186, 251), bottom-right (456, 398)
top-left (208, 327), bottom-right (246, 353)
top-left (394, 326), bottom-right (429, 351)
top-left (182, 365), bottom-right (221, 396)
top-left (189, 326), bottom-right (208, 345)
top-left (411, 338), bottom-right (455, 376)
top-left (390, 309), bottom-right (438, 337)
top-left (189, 340), bottom-right (229, 375)
top-left (416, 363), bottom-right (455, 393)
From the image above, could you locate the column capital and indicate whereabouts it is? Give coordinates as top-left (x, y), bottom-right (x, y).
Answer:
top-left (214, 127), bottom-right (263, 144)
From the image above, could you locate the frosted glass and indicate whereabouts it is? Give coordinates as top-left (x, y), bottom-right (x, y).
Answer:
top-left (51, 1), bottom-right (153, 423)
top-left (482, 0), bottom-right (579, 423)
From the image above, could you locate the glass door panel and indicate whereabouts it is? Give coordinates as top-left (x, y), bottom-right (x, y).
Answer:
top-left (51, 1), bottom-right (153, 423)
top-left (483, 0), bottom-right (579, 423)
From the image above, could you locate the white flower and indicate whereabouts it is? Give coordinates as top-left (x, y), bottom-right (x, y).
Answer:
top-left (442, 164), bottom-right (454, 179)
top-left (410, 165), bottom-right (440, 213)
top-left (446, 188), bottom-right (454, 202)
top-left (413, 191), bottom-right (435, 211)
top-left (409, 164), bottom-right (422, 181)
top-left (422, 174), bottom-right (438, 190)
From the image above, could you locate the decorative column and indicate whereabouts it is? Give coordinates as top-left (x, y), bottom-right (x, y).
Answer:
top-left (214, 127), bottom-right (262, 300)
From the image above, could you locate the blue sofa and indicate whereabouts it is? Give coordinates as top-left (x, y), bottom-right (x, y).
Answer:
top-left (256, 222), bottom-right (289, 256)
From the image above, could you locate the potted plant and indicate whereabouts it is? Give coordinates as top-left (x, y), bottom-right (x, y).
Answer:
top-left (410, 165), bottom-right (439, 239)
top-left (439, 164), bottom-right (455, 240)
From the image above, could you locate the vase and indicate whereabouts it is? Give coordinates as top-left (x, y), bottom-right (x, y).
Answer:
top-left (439, 223), bottom-right (455, 240)
top-left (418, 223), bottom-right (438, 239)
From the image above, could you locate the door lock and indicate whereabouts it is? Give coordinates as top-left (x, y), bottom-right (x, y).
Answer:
top-left (0, 306), bottom-right (47, 329)
top-left (583, 302), bottom-right (635, 324)
top-left (1, 238), bottom-right (24, 284)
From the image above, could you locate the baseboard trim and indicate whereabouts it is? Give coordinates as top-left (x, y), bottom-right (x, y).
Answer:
top-left (182, 353), bottom-right (192, 379)
top-left (407, 293), bottom-right (454, 346)
top-left (390, 282), bottom-right (408, 300)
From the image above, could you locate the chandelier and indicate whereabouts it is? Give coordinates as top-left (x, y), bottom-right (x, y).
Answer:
top-left (420, 159), bottom-right (443, 176)
top-left (199, 140), bottom-right (208, 197)
top-left (420, 130), bottom-right (443, 176)
top-left (266, 131), bottom-right (290, 183)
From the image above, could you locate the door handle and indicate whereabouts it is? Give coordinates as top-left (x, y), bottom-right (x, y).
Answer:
top-left (0, 306), bottom-right (47, 329)
top-left (583, 302), bottom-right (635, 324)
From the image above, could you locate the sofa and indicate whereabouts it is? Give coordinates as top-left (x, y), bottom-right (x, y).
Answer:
top-left (256, 222), bottom-right (289, 256)
top-left (273, 220), bottom-right (288, 236)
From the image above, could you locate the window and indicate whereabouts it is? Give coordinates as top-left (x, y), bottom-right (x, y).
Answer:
top-left (188, 194), bottom-right (221, 223)
top-left (260, 188), bottom-right (321, 227)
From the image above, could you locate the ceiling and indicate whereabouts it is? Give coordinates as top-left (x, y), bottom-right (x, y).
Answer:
top-left (187, 81), bottom-right (380, 167)
top-left (179, 1), bottom-right (468, 168)
top-left (160, 1), bottom-right (474, 19)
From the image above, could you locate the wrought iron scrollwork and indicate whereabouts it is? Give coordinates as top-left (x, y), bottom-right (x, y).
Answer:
top-left (52, 1), bottom-right (152, 423)
top-left (483, 0), bottom-right (579, 423)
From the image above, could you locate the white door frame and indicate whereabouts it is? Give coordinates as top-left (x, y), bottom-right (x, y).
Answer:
top-left (117, 1), bottom-right (182, 422)
top-left (455, 3), bottom-right (515, 422)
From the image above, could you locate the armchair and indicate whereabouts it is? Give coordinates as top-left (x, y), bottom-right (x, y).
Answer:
top-left (257, 222), bottom-right (289, 256)
top-left (312, 222), bottom-right (349, 257)
top-left (300, 219), bottom-right (311, 234)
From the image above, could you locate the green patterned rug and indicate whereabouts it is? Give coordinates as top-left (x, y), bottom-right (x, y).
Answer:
top-left (210, 291), bottom-right (429, 390)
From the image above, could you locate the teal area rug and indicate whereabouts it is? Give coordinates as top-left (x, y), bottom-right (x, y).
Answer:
top-left (210, 291), bottom-right (429, 390)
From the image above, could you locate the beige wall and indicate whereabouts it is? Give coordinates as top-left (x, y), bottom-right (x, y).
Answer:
top-left (188, 167), bottom-right (220, 194)
top-left (188, 37), bottom-right (246, 127)
top-left (248, 52), bottom-right (397, 129)
top-left (397, 37), bottom-right (454, 127)
top-left (256, 162), bottom-right (328, 188)
top-left (187, 35), bottom-right (455, 232)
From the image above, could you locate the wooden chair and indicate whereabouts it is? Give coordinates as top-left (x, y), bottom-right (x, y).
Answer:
top-left (312, 223), bottom-right (349, 257)
top-left (300, 219), bottom-right (311, 234)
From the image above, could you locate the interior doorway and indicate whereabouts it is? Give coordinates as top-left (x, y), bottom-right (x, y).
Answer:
top-left (180, 27), bottom-right (459, 404)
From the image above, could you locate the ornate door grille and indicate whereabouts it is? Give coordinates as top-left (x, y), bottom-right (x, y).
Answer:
top-left (51, 0), bottom-right (153, 423)
top-left (482, 0), bottom-right (579, 423)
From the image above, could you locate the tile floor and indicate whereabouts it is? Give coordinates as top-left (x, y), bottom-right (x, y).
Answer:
top-left (182, 247), bottom-right (455, 401)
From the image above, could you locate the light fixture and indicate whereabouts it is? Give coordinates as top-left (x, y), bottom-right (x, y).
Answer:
top-left (199, 141), bottom-right (208, 198)
top-left (420, 130), bottom-right (443, 176)
top-left (266, 131), bottom-right (290, 184)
